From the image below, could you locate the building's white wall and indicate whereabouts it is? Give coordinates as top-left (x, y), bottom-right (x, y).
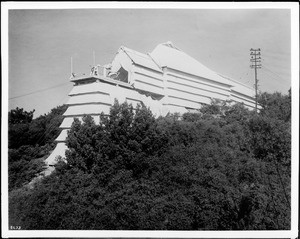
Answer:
top-left (47, 44), bottom-right (260, 166)
top-left (57, 45), bottom-right (259, 143)
top-left (133, 81), bottom-right (165, 96)
top-left (161, 70), bottom-right (232, 110)
top-left (230, 93), bottom-right (257, 109)
top-left (63, 104), bottom-right (111, 117)
top-left (131, 65), bottom-right (165, 96)
top-left (133, 65), bottom-right (163, 81)
top-left (167, 75), bottom-right (230, 99)
top-left (45, 142), bottom-right (68, 166)
top-left (166, 104), bottom-right (189, 114)
top-left (66, 93), bottom-right (111, 106)
top-left (57, 80), bottom-right (169, 143)
top-left (69, 82), bottom-right (111, 96)
top-left (60, 117), bottom-right (76, 129)
top-left (110, 46), bottom-right (258, 111)
top-left (167, 96), bottom-right (204, 109)
top-left (56, 129), bottom-right (69, 142)
top-left (166, 70), bottom-right (232, 94)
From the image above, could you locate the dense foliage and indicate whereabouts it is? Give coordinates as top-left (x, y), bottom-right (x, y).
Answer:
top-left (8, 105), bottom-right (67, 190)
top-left (9, 91), bottom-right (291, 230)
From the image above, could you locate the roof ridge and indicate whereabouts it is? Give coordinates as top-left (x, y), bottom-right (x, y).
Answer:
top-left (121, 46), bottom-right (150, 59)
top-left (161, 41), bottom-right (182, 51)
top-left (147, 52), bottom-right (163, 70)
top-left (119, 45), bottom-right (162, 72)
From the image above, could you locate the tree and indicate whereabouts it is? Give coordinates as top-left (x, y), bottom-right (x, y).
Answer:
top-left (8, 158), bottom-right (46, 191)
top-left (8, 105), bottom-right (67, 148)
top-left (258, 90), bottom-right (291, 122)
top-left (66, 100), bottom-right (167, 177)
top-left (8, 105), bottom-right (67, 191)
top-left (8, 107), bottom-right (35, 125)
top-left (9, 98), bottom-right (291, 230)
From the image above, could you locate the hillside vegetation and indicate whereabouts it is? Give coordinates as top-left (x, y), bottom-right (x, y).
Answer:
top-left (8, 91), bottom-right (291, 230)
top-left (8, 105), bottom-right (67, 190)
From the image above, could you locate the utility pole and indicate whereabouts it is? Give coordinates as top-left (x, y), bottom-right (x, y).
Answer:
top-left (250, 48), bottom-right (261, 113)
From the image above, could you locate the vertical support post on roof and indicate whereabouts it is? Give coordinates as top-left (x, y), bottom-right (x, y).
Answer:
top-left (93, 51), bottom-right (96, 66)
top-left (70, 56), bottom-right (74, 79)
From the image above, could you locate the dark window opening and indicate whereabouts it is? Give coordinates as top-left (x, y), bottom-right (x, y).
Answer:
top-left (116, 66), bottom-right (128, 83)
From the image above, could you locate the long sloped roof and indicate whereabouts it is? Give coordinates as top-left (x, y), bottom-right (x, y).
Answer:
top-left (149, 42), bottom-right (234, 86)
top-left (121, 46), bottom-right (162, 72)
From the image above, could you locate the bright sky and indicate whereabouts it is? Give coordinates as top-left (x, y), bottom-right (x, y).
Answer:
top-left (5, 3), bottom-right (294, 117)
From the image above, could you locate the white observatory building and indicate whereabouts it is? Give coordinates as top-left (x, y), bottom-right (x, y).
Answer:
top-left (45, 42), bottom-right (256, 166)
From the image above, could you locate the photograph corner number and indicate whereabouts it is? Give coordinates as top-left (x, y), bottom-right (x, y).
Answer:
top-left (10, 225), bottom-right (21, 230)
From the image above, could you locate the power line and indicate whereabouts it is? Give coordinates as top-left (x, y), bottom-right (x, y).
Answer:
top-left (263, 49), bottom-right (290, 57)
top-left (261, 68), bottom-right (289, 86)
top-left (261, 65), bottom-right (289, 82)
top-left (261, 70), bottom-right (280, 82)
top-left (29, 93), bottom-right (68, 150)
top-left (9, 82), bottom-right (70, 100)
top-left (239, 68), bottom-right (252, 85)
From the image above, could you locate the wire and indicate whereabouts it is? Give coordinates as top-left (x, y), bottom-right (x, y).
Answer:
top-left (263, 49), bottom-right (290, 57)
top-left (261, 67), bottom-right (287, 83)
top-left (260, 69), bottom-right (289, 86)
top-left (262, 65), bottom-right (289, 81)
top-left (261, 69), bottom-right (281, 82)
top-left (239, 68), bottom-right (252, 85)
top-left (9, 82), bottom-right (70, 100)
top-left (32, 93), bottom-right (69, 146)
